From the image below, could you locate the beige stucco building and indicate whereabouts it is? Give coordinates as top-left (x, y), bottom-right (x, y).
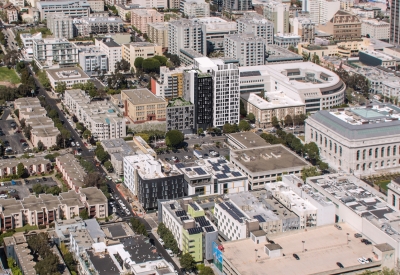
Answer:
top-left (298, 39), bottom-right (369, 58)
top-left (147, 22), bottom-right (168, 48)
top-left (131, 9), bottom-right (164, 34)
top-left (121, 89), bottom-right (167, 123)
top-left (318, 10), bottom-right (361, 41)
top-left (121, 42), bottom-right (163, 70)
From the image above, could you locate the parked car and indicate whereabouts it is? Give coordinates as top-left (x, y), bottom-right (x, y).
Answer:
top-left (358, 258), bottom-right (366, 264)
top-left (336, 262), bottom-right (344, 268)
top-left (71, 142), bottom-right (76, 146)
top-left (334, 224), bottom-right (342, 230)
top-left (293, 254), bottom-right (300, 260)
top-left (354, 233), bottom-right (362, 238)
top-left (158, 238), bottom-right (165, 246)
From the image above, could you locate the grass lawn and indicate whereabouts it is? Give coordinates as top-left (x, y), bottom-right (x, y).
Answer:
top-left (298, 135), bottom-right (305, 141)
top-left (375, 179), bottom-right (391, 191)
top-left (0, 67), bottom-right (21, 84)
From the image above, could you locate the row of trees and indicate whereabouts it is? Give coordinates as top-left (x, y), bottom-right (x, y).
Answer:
top-left (81, 170), bottom-right (110, 199)
top-left (157, 222), bottom-right (179, 254)
top-left (165, 130), bottom-right (184, 148)
top-left (134, 55), bottom-right (168, 74)
top-left (27, 232), bottom-right (62, 275)
top-left (31, 183), bottom-right (62, 196)
top-left (130, 217), bottom-right (148, 236)
top-left (335, 66), bottom-right (370, 98)
top-left (59, 242), bottom-right (77, 275)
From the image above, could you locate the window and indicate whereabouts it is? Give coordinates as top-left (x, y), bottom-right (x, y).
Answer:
top-left (330, 140), bottom-right (332, 150)
top-left (356, 164), bottom-right (360, 170)
top-left (369, 162), bottom-right (372, 169)
top-left (369, 148), bottom-right (372, 157)
top-left (394, 146), bottom-right (397, 156)
top-left (324, 137), bottom-right (327, 147)
top-left (362, 163), bottom-right (366, 171)
top-left (388, 146), bottom-right (391, 157)
top-left (320, 135), bottom-right (322, 145)
top-left (381, 161), bottom-right (384, 167)
top-left (363, 149), bottom-right (366, 160)
top-left (311, 129), bottom-right (313, 139)
top-left (339, 146), bottom-right (342, 157)
top-left (375, 148), bottom-right (378, 158)
top-left (334, 143), bottom-right (337, 153)
top-left (381, 147), bottom-right (385, 157)
top-left (315, 132), bottom-right (318, 142)
top-left (356, 150), bottom-right (360, 161)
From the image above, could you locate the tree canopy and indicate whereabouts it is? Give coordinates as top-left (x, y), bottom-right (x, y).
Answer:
top-left (238, 120), bottom-right (250, 131)
top-left (165, 130), bottom-right (184, 148)
top-left (180, 253), bottom-right (196, 271)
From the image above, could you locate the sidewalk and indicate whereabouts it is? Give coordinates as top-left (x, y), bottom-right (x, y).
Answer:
top-left (152, 228), bottom-right (182, 269)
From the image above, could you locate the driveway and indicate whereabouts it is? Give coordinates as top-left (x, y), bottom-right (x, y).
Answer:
top-left (0, 109), bottom-right (28, 155)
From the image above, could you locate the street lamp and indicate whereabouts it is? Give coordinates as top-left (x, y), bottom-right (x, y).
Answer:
top-left (255, 249), bottom-right (258, 262)
top-left (302, 241), bottom-right (305, 252)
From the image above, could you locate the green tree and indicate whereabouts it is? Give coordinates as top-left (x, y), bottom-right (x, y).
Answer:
top-left (37, 140), bottom-right (45, 151)
top-left (83, 172), bottom-right (103, 187)
top-left (125, 12), bottom-right (131, 21)
top-left (96, 149), bottom-right (110, 164)
top-left (142, 58), bottom-right (161, 73)
top-left (134, 57), bottom-right (144, 69)
top-left (238, 120), bottom-right (250, 131)
top-left (55, 82), bottom-right (67, 94)
top-left (301, 166), bottom-right (321, 181)
top-left (7, 258), bottom-right (23, 275)
top-left (136, 132), bottom-right (150, 143)
top-left (153, 55), bottom-right (167, 66)
top-left (197, 128), bottom-right (204, 135)
top-left (75, 122), bottom-right (85, 132)
top-left (83, 129), bottom-right (91, 139)
top-left (304, 142), bottom-right (320, 164)
top-left (17, 163), bottom-right (25, 178)
top-left (24, 125), bottom-right (32, 140)
top-left (165, 130), bottom-right (184, 148)
top-left (104, 161), bottom-right (113, 172)
top-left (79, 209), bottom-right (89, 219)
top-left (271, 116), bottom-right (280, 129)
top-left (284, 115), bottom-right (293, 126)
top-left (318, 161), bottom-right (329, 171)
top-left (246, 113), bottom-right (255, 123)
top-left (240, 100), bottom-right (247, 117)
top-left (180, 253), bottom-right (196, 271)
top-left (199, 266), bottom-right (214, 275)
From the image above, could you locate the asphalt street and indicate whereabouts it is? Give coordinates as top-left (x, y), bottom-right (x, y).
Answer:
top-left (27, 64), bottom-right (184, 274)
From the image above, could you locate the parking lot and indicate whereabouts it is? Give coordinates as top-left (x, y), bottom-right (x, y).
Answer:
top-left (0, 176), bottom-right (59, 199)
top-left (108, 188), bottom-right (133, 219)
top-left (0, 110), bottom-right (29, 155)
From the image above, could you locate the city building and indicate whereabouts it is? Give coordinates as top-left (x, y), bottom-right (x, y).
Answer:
top-left (47, 13), bottom-right (74, 39)
top-left (359, 50), bottom-right (397, 69)
top-left (391, 0), bottom-right (400, 44)
top-left (36, 0), bottom-right (91, 20)
top-left (361, 19), bottom-right (390, 40)
top-left (123, 154), bottom-right (185, 210)
top-left (131, 9), bottom-right (164, 34)
top-left (305, 105), bottom-right (400, 175)
top-left (222, 0), bottom-right (252, 11)
top-left (238, 62), bottom-right (346, 112)
top-left (9, 0), bottom-right (23, 8)
top-left (130, 0), bottom-right (167, 8)
top-left (289, 17), bottom-right (315, 43)
top-left (318, 10), bottom-right (361, 41)
top-left (303, 0), bottom-right (340, 24)
top-left (218, 223), bottom-right (395, 275)
top-left (240, 92), bottom-right (305, 127)
top-left (166, 97), bottom-right (194, 134)
top-left (183, 0), bottom-right (210, 18)
top-left (230, 144), bottom-right (310, 190)
top-left (20, 32), bottom-right (42, 59)
top-left (95, 37), bottom-right (121, 73)
top-left (224, 34), bottom-right (266, 66)
top-left (174, 157), bottom-right (248, 196)
top-left (121, 89), bottom-right (167, 123)
top-left (194, 57), bottom-right (240, 127)
top-left (237, 13), bottom-right (274, 45)
top-left (33, 38), bottom-right (78, 69)
top-left (19, 107), bottom-right (47, 120)
top-left (147, 22), bottom-right (169, 48)
top-left (73, 16), bottom-right (124, 37)
top-left (183, 69), bottom-right (213, 130)
top-left (3, 3), bottom-right (18, 23)
top-left (56, 154), bottom-right (85, 190)
top-left (101, 138), bottom-right (136, 177)
top-left (227, 132), bottom-right (268, 149)
top-left (263, 2), bottom-right (289, 34)
top-left (168, 19), bottom-right (207, 60)
top-left (64, 89), bottom-right (126, 140)
top-left (265, 44), bottom-right (303, 64)
top-left (273, 33), bottom-right (301, 49)
top-left (382, 81), bottom-right (400, 101)
top-left (297, 39), bottom-right (369, 59)
top-left (31, 127), bottom-right (60, 148)
top-left (105, 0), bottom-right (127, 5)
top-left (46, 67), bottom-right (91, 89)
top-left (121, 42), bottom-right (163, 70)
top-left (152, 66), bottom-right (187, 99)
top-left (78, 46), bottom-right (108, 75)
top-left (87, 0), bottom-right (104, 12)
top-left (0, 157), bottom-right (51, 178)
top-left (14, 97), bottom-right (41, 110)
top-left (159, 199), bottom-right (218, 262)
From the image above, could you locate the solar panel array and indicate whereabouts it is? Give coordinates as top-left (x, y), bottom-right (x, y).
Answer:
top-left (218, 159), bottom-right (227, 164)
top-left (175, 210), bottom-right (187, 217)
top-left (213, 167), bottom-right (220, 171)
top-left (226, 202), bottom-right (246, 218)
top-left (194, 168), bottom-right (207, 175)
top-left (253, 215), bottom-right (266, 223)
top-left (231, 172), bottom-right (242, 177)
top-left (219, 203), bottom-right (229, 211)
top-left (204, 226), bottom-right (215, 233)
top-left (215, 174), bottom-right (228, 179)
top-left (185, 168), bottom-right (192, 171)
top-left (180, 216), bottom-right (189, 221)
top-left (195, 216), bottom-right (211, 227)
top-left (170, 204), bottom-right (176, 210)
top-left (188, 227), bottom-right (203, 235)
top-left (189, 203), bottom-right (199, 211)
top-left (176, 163), bottom-right (185, 169)
top-left (218, 202), bottom-right (245, 222)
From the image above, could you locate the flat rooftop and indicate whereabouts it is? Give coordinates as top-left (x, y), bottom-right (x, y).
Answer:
top-left (121, 89), bottom-right (166, 105)
top-left (46, 67), bottom-right (90, 81)
top-left (227, 132), bottom-right (269, 148)
top-left (222, 223), bottom-right (380, 275)
top-left (56, 154), bottom-right (85, 187)
top-left (241, 92), bottom-right (304, 111)
top-left (231, 145), bottom-right (309, 173)
top-left (310, 104), bottom-right (400, 140)
top-left (31, 126), bottom-right (60, 138)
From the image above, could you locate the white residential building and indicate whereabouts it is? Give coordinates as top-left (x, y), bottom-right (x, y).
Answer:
top-left (95, 37), bottom-right (121, 73)
top-left (87, 0), bottom-right (104, 12)
top-left (64, 89), bottom-right (126, 140)
top-left (290, 17), bottom-right (315, 43)
top-left (46, 67), bottom-right (91, 89)
top-left (303, 0), bottom-right (340, 24)
top-left (361, 19), bottom-right (390, 40)
top-left (33, 38), bottom-right (78, 69)
top-left (168, 19), bottom-right (207, 59)
top-left (73, 16), bottom-right (124, 37)
top-left (183, 0), bottom-right (210, 18)
top-left (130, 0), bottom-right (167, 8)
top-left (47, 13), bottom-right (74, 39)
top-left (224, 34), bottom-right (266, 66)
top-left (222, 0), bottom-right (252, 11)
top-left (10, 0), bottom-right (24, 8)
top-left (78, 46), bottom-right (108, 75)
top-left (20, 32), bottom-right (42, 61)
top-left (36, 0), bottom-right (91, 20)
top-left (305, 105), bottom-right (400, 175)
top-left (194, 57), bottom-right (240, 127)
top-left (263, 2), bottom-right (289, 34)
top-left (274, 33), bottom-right (301, 48)
top-left (237, 13), bottom-right (274, 45)
top-left (382, 81), bottom-right (400, 101)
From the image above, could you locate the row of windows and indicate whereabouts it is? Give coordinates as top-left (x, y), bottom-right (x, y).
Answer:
top-left (356, 146), bottom-right (398, 160)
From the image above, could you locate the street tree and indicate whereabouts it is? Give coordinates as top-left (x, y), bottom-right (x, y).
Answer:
top-left (284, 115), bottom-right (293, 126)
top-left (271, 116), bottom-right (280, 129)
top-left (37, 140), bottom-right (45, 151)
top-left (104, 161), bottom-right (113, 172)
top-left (197, 128), bottom-right (204, 135)
top-left (238, 120), bottom-right (250, 131)
top-left (165, 130), bottom-right (184, 148)
top-left (79, 209), bottom-right (89, 219)
top-left (199, 266), bottom-right (215, 275)
top-left (180, 253), bottom-right (196, 271)
top-left (55, 82), bottom-right (67, 94)
top-left (17, 163), bottom-right (25, 178)
top-left (246, 113), bottom-right (255, 123)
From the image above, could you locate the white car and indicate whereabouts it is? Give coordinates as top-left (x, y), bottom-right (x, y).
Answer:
top-left (118, 199), bottom-right (123, 204)
top-left (358, 258), bottom-right (366, 264)
top-left (71, 142), bottom-right (75, 146)
top-left (171, 156), bottom-right (177, 161)
top-left (125, 209), bottom-right (130, 215)
top-left (76, 142), bottom-right (80, 147)
top-left (121, 204), bottom-right (127, 210)
top-left (158, 238), bottom-right (165, 246)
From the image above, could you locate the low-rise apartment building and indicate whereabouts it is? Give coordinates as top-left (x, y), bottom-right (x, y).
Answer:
top-left (88, 0), bottom-right (104, 12)
top-left (0, 157), bottom-right (51, 178)
top-left (121, 89), bottom-right (167, 123)
top-left (274, 33), bottom-right (301, 49)
top-left (240, 92), bottom-right (306, 127)
top-left (121, 42), bottom-right (163, 70)
top-left (101, 138), bottom-right (136, 176)
top-left (95, 37), bottom-right (121, 73)
top-left (183, 0), bottom-right (210, 18)
top-left (36, 0), bottom-right (91, 20)
top-left (14, 97), bottom-right (41, 110)
top-left (46, 67), bottom-right (91, 89)
top-left (73, 16), bottom-right (124, 36)
top-left (3, 3), bottom-right (18, 23)
top-left (56, 154), bottom-right (85, 191)
top-left (33, 38), bottom-right (78, 69)
top-left (159, 199), bottom-right (218, 262)
top-left (47, 13), bottom-right (74, 39)
top-left (31, 127), bottom-right (60, 148)
top-left (78, 46), bottom-right (108, 75)
top-left (64, 89), bottom-right (126, 140)
top-left (361, 19), bottom-right (390, 40)
top-left (131, 9), bottom-right (164, 34)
